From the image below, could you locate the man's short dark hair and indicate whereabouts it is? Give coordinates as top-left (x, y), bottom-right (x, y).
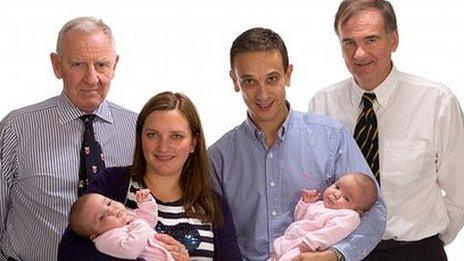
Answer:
top-left (230, 27), bottom-right (289, 70)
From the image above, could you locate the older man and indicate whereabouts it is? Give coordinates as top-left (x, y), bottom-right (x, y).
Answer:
top-left (0, 17), bottom-right (137, 260)
top-left (309, 0), bottom-right (464, 260)
top-left (209, 27), bottom-right (386, 261)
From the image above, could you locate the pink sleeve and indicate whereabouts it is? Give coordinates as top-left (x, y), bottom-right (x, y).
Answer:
top-left (134, 194), bottom-right (158, 227)
top-left (93, 219), bottom-right (151, 259)
top-left (294, 199), bottom-right (312, 221)
top-left (302, 210), bottom-right (361, 251)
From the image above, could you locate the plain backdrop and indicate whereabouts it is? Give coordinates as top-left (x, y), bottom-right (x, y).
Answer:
top-left (1, 0), bottom-right (463, 259)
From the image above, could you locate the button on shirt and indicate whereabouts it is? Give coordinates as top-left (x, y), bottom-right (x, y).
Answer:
top-left (209, 108), bottom-right (387, 261)
top-left (309, 66), bottom-right (464, 244)
top-left (0, 93), bottom-right (137, 260)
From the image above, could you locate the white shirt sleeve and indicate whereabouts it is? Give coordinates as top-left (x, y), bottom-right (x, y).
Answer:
top-left (436, 94), bottom-right (464, 244)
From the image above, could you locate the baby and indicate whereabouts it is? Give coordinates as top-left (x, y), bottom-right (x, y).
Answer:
top-left (69, 189), bottom-right (174, 261)
top-left (271, 172), bottom-right (378, 261)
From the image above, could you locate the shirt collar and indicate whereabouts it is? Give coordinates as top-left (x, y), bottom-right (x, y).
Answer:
top-left (56, 92), bottom-right (114, 125)
top-left (245, 101), bottom-right (293, 141)
top-left (350, 65), bottom-right (400, 108)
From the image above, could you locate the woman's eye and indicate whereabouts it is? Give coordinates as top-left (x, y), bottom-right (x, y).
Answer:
top-left (146, 132), bottom-right (157, 139)
top-left (172, 133), bottom-right (183, 139)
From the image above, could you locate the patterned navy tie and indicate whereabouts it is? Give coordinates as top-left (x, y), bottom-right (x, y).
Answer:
top-left (78, 114), bottom-right (105, 196)
top-left (354, 93), bottom-right (380, 185)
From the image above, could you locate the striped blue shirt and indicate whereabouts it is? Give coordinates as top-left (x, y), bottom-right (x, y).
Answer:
top-left (0, 93), bottom-right (137, 261)
top-left (209, 108), bottom-right (387, 261)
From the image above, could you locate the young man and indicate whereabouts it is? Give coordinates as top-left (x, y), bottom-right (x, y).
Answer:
top-left (309, 0), bottom-right (464, 260)
top-left (209, 27), bottom-right (386, 261)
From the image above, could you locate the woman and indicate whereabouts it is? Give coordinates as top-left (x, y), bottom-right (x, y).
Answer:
top-left (58, 92), bottom-right (241, 260)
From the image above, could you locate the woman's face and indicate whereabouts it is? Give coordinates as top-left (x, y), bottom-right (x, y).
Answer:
top-left (141, 109), bottom-right (196, 179)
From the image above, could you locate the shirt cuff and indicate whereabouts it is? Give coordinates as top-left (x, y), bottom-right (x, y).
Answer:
top-left (329, 247), bottom-right (345, 261)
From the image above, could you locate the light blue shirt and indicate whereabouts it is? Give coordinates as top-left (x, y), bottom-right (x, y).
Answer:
top-left (209, 108), bottom-right (386, 261)
top-left (0, 93), bottom-right (137, 261)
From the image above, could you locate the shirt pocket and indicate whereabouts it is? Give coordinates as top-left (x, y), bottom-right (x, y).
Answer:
top-left (382, 140), bottom-right (428, 187)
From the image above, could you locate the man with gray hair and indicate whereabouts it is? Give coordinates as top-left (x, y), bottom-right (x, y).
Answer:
top-left (0, 17), bottom-right (137, 260)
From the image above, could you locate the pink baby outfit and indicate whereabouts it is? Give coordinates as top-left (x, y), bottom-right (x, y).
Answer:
top-left (93, 195), bottom-right (174, 261)
top-left (271, 200), bottom-right (360, 261)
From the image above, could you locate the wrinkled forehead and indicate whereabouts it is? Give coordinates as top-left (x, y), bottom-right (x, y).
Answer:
top-left (60, 29), bottom-right (115, 55)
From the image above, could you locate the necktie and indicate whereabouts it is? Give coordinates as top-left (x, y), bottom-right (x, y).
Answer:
top-left (354, 93), bottom-right (380, 184)
top-left (78, 114), bottom-right (105, 196)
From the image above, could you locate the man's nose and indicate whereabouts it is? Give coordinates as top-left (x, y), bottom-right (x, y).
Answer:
top-left (83, 66), bottom-right (99, 85)
top-left (256, 84), bottom-right (269, 99)
top-left (353, 45), bottom-right (368, 60)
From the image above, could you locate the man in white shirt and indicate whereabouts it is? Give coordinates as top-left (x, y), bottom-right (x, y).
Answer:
top-left (308, 0), bottom-right (464, 260)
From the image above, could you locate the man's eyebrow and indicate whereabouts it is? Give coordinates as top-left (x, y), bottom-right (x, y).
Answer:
top-left (239, 73), bottom-right (254, 78)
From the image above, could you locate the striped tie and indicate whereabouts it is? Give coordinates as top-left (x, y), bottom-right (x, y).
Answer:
top-left (354, 93), bottom-right (380, 184)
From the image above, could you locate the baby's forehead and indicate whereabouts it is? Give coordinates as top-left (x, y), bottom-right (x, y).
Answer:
top-left (82, 194), bottom-right (107, 212)
top-left (86, 193), bottom-right (107, 202)
top-left (338, 174), bottom-right (360, 187)
top-left (340, 175), bottom-right (368, 195)
top-left (341, 173), bottom-right (370, 187)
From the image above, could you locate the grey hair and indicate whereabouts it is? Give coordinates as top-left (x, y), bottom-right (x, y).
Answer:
top-left (56, 16), bottom-right (116, 53)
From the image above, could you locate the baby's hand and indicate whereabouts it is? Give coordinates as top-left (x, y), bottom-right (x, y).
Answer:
top-left (136, 189), bottom-right (151, 203)
top-left (301, 189), bottom-right (320, 203)
top-left (298, 241), bottom-right (312, 253)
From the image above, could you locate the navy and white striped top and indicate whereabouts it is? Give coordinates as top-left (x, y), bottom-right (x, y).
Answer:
top-left (128, 182), bottom-right (214, 260)
top-left (0, 93), bottom-right (137, 261)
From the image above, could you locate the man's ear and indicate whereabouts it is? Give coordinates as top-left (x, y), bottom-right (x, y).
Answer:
top-left (113, 55), bottom-right (119, 71)
top-left (390, 30), bottom-right (399, 53)
top-left (110, 54), bottom-right (119, 80)
top-left (285, 64), bottom-right (293, 87)
top-left (230, 70), bottom-right (240, 92)
top-left (50, 53), bottom-right (63, 79)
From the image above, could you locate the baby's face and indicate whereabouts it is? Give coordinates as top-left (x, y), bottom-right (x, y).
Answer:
top-left (83, 194), bottom-right (129, 237)
top-left (322, 175), bottom-right (363, 211)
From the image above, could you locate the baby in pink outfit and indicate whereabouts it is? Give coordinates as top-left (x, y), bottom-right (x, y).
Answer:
top-left (270, 172), bottom-right (378, 261)
top-left (69, 189), bottom-right (174, 261)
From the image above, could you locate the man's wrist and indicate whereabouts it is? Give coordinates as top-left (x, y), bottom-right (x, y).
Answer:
top-left (329, 247), bottom-right (345, 261)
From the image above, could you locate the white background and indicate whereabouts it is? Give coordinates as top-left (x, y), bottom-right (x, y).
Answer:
top-left (1, 0), bottom-right (463, 258)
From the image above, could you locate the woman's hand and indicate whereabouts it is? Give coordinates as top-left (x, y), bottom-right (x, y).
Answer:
top-left (155, 233), bottom-right (190, 261)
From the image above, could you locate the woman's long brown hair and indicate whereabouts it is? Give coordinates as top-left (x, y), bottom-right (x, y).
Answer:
top-left (131, 91), bottom-right (221, 224)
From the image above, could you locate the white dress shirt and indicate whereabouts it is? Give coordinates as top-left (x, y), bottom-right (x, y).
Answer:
top-left (309, 66), bottom-right (464, 244)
